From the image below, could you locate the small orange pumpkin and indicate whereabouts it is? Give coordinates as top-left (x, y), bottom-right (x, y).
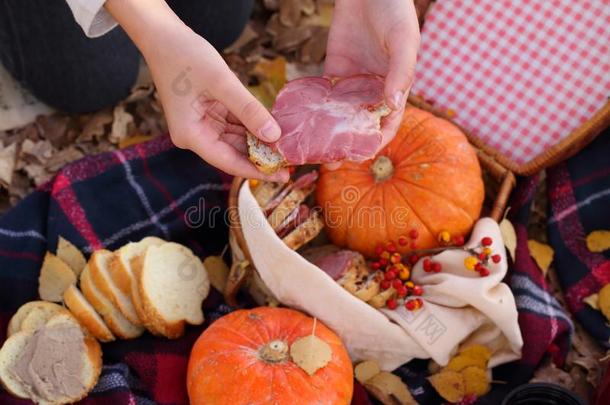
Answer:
top-left (316, 106), bottom-right (484, 258)
top-left (187, 307), bottom-right (353, 405)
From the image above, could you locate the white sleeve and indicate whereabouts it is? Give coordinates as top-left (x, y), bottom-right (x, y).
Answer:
top-left (65, 0), bottom-right (118, 38)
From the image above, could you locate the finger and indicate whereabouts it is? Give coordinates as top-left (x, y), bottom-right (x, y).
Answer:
top-left (323, 162), bottom-right (343, 171)
top-left (385, 18), bottom-right (420, 110)
top-left (220, 132), bottom-right (247, 153)
top-left (379, 107), bottom-right (403, 150)
top-left (189, 135), bottom-right (289, 182)
top-left (212, 74), bottom-right (281, 143)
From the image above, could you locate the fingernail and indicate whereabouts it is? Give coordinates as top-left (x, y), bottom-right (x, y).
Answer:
top-left (259, 119), bottom-right (281, 142)
top-left (390, 90), bottom-right (405, 110)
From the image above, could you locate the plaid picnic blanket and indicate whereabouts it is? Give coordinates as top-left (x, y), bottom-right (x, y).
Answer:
top-left (0, 135), bottom-right (576, 404)
top-left (547, 129), bottom-right (610, 348)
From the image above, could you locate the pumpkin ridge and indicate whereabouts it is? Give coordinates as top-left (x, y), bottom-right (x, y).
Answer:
top-left (320, 178), bottom-right (374, 205)
top-left (211, 324), bottom-right (263, 347)
top-left (392, 176), bottom-right (477, 223)
top-left (388, 181), bottom-right (436, 239)
top-left (388, 114), bottom-right (437, 158)
top-left (347, 185), bottom-right (387, 246)
top-left (395, 152), bottom-right (478, 171)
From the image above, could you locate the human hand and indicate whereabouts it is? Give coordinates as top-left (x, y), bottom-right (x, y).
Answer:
top-left (325, 0), bottom-right (420, 150)
top-left (106, 0), bottom-right (289, 182)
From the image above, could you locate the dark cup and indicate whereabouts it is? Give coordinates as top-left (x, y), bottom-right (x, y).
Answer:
top-left (502, 383), bottom-right (586, 405)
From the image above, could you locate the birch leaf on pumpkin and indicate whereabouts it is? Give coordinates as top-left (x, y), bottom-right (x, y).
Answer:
top-left (290, 334), bottom-right (332, 375)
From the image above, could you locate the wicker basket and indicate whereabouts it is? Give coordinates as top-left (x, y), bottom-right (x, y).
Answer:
top-left (224, 101), bottom-right (516, 307)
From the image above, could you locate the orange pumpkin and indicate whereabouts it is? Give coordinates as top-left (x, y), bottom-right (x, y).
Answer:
top-left (187, 307), bottom-right (353, 405)
top-left (316, 106), bottom-right (484, 258)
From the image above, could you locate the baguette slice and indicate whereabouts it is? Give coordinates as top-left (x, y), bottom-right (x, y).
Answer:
top-left (80, 265), bottom-right (144, 339)
top-left (7, 301), bottom-right (62, 337)
top-left (56, 236), bottom-right (87, 277)
top-left (20, 304), bottom-right (70, 335)
top-left (109, 237), bottom-right (165, 296)
top-left (0, 313), bottom-right (102, 405)
top-left (135, 243), bottom-right (209, 339)
top-left (282, 211), bottom-right (324, 250)
top-left (63, 285), bottom-right (115, 342)
top-left (252, 181), bottom-right (282, 207)
top-left (38, 252), bottom-right (77, 302)
top-left (89, 249), bottom-right (142, 326)
top-left (247, 133), bottom-right (286, 174)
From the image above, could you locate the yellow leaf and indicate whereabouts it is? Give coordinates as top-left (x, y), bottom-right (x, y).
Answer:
top-left (528, 240), bottom-right (554, 276)
top-left (446, 345), bottom-right (491, 372)
top-left (56, 236), bottom-right (86, 277)
top-left (119, 134), bottom-right (155, 149)
top-left (203, 255), bottom-right (230, 292)
top-left (355, 360), bottom-right (381, 384)
top-left (598, 284), bottom-right (610, 322)
top-left (290, 334), bottom-right (332, 375)
top-left (586, 230), bottom-right (610, 252)
top-left (428, 370), bottom-right (466, 403)
top-left (499, 218), bottom-right (517, 262)
top-left (583, 293), bottom-right (599, 310)
top-left (364, 372), bottom-right (417, 405)
top-left (462, 366), bottom-right (490, 397)
top-left (248, 57), bottom-right (287, 108)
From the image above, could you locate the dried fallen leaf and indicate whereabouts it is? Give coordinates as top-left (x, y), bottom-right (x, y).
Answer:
top-left (583, 293), bottom-right (599, 310)
top-left (224, 23), bottom-right (259, 54)
top-left (79, 109), bottom-right (113, 142)
top-left (110, 104), bottom-right (134, 144)
top-left (499, 218), bottom-right (517, 262)
top-left (364, 372), bottom-right (417, 405)
top-left (56, 236), bottom-right (86, 277)
top-left (462, 366), bottom-right (490, 396)
top-left (528, 240), bottom-right (554, 276)
top-left (203, 255), bottom-right (230, 292)
top-left (248, 57), bottom-right (287, 108)
top-left (290, 333), bottom-right (332, 375)
top-left (428, 370), bottom-right (466, 403)
top-left (355, 360), bottom-right (381, 384)
top-left (45, 146), bottom-right (85, 173)
top-left (446, 345), bottom-right (491, 372)
top-left (598, 284), bottom-right (610, 322)
top-left (586, 230), bottom-right (610, 253)
top-left (0, 142), bottom-right (17, 188)
top-left (118, 134), bottom-right (155, 149)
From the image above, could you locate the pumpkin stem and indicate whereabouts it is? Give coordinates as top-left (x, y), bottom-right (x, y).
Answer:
top-left (371, 155), bottom-right (394, 182)
top-left (259, 339), bottom-right (289, 363)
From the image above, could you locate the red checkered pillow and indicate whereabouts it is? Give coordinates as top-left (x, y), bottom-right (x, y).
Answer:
top-left (411, 0), bottom-right (610, 167)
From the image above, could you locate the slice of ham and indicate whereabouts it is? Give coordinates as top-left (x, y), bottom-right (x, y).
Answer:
top-left (310, 249), bottom-right (362, 281)
top-left (271, 75), bottom-right (390, 165)
top-left (276, 204), bottom-right (311, 238)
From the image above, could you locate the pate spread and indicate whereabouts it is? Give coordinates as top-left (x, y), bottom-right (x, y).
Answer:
top-left (11, 323), bottom-right (86, 400)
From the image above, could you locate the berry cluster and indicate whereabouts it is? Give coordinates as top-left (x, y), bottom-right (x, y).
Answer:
top-left (371, 230), bottom-right (427, 312)
top-left (463, 236), bottom-right (501, 277)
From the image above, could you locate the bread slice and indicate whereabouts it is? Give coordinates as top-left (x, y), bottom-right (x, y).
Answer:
top-left (109, 237), bottom-right (165, 297)
top-left (0, 332), bottom-right (31, 399)
top-left (63, 284), bottom-right (115, 342)
top-left (56, 236), bottom-right (87, 277)
top-left (135, 243), bottom-right (209, 338)
top-left (20, 303), bottom-right (69, 334)
top-left (247, 133), bottom-right (286, 174)
top-left (0, 313), bottom-right (102, 405)
top-left (252, 181), bottom-right (282, 207)
top-left (267, 188), bottom-right (311, 231)
top-left (282, 211), bottom-right (324, 250)
top-left (80, 264), bottom-right (144, 339)
top-left (38, 252), bottom-right (77, 302)
top-left (88, 249), bottom-right (142, 326)
top-left (7, 301), bottom-right (61, 337)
